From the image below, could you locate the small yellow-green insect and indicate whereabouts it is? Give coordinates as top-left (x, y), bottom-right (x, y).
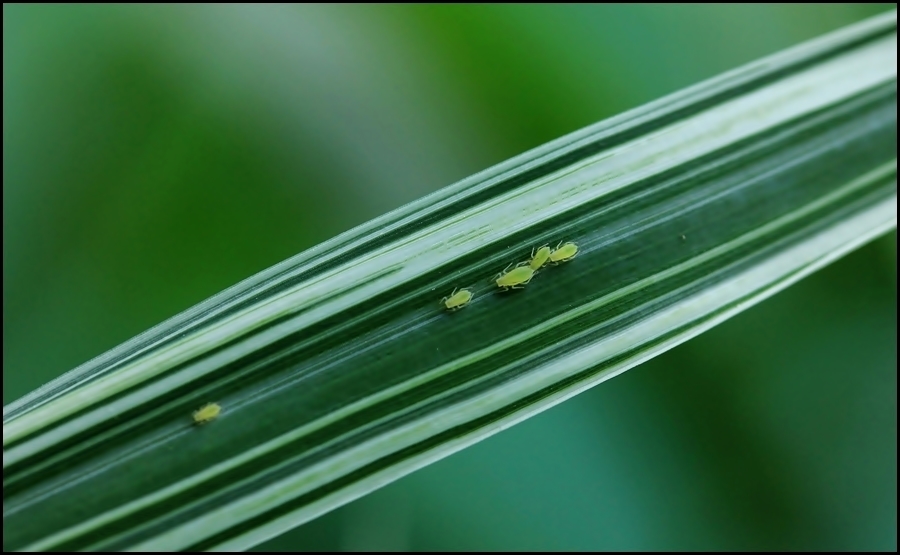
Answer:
top-left (193, 402), bottom-right (221, 425)
top-left (495, 261), bottom-right (535, 291)
top-left (529, 244), bottom-right (551, 270)
top-left (549, 241), bottom-right (579, 265)
top-left (442, 287), bottom-right (473, 311)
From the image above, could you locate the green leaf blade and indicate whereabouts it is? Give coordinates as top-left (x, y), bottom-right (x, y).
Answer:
top-left (3, 11), bottom-right (896, 552)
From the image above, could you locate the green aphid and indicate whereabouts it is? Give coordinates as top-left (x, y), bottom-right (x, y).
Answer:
top-left (442, 287), bottom-right (473, 311)
top-left (549, 241), bottom-right (578, 265)
top-left (193, 402), bottom-right (222, 425)
top-left (529, 245), bottom-right (552, 270)
top-left (495, 262), bottom-right (535, 291)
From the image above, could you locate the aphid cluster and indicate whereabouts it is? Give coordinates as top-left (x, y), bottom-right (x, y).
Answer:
top-left (441, 240), bottom-right (578, 311)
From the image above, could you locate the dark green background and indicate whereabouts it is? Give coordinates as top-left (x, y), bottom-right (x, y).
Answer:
top-left (4, 5), bottom-right (896, 550)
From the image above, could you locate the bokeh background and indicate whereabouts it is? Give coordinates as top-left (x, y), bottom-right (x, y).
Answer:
top-left (4, 4), bottom-right (896, 551)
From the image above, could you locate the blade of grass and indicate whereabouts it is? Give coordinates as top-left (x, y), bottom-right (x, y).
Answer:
top-left (3, 10), bottom-right (896, 552)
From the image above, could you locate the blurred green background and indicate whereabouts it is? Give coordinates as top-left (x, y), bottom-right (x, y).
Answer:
top-left (4, 4), bottom-right (896, 551)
